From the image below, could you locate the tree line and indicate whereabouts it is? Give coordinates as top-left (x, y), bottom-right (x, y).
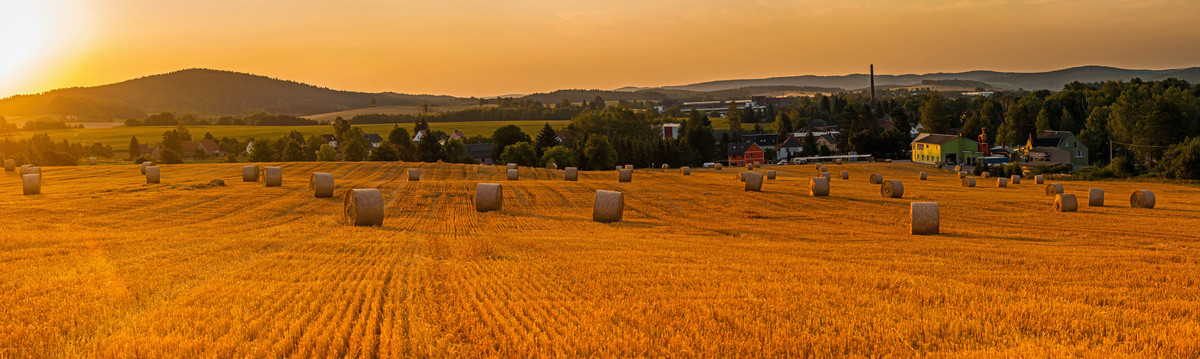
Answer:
top-left (0, 134), bottom-right (114, 166)
top-left (124, 112), bottom-right (318, 126)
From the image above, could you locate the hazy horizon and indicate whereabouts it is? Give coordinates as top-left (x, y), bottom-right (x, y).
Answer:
top-left (3, 0), bottom-right (1199, 98)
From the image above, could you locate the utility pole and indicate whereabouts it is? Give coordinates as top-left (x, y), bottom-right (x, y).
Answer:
top-left (1109, 140), bottom-right (1113, 163)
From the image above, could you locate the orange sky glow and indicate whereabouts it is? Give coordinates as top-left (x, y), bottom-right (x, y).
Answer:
top-left (2, 0), bottom-right (1199, 98)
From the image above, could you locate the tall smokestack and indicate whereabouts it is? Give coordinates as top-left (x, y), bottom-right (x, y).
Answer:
top-left (870, 64), bottom-right (876, 109)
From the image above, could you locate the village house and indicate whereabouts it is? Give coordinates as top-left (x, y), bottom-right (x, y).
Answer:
top-left (742, 133), bottom-right (779, 150)
top-left (320, 134), bottom-right (337, 149)
top-left (1019, 130), bottom-right (1089, 170)
top-left (363, 133), bottom-right (384, 148)
top-left (464, 143), bottom-right (495, 165)
top-left (776, 137), bottom-right (804, 160)
top-left (727, 142), bottom-right (765, 166)
top-left (911, 133), bottom-right (982, 166)
top-left (660, 123), bottom-right (682, 139)
top-left (815, 134), bottom-right (840, 153)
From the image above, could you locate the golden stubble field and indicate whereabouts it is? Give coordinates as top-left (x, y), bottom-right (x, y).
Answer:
top-left (2, 161), bottom-right (1200, 357)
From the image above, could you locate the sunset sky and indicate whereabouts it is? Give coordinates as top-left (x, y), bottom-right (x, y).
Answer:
top-left (2, 0), bottom-right (1198, 98)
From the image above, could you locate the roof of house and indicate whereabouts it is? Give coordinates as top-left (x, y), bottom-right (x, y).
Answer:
top-left (743, 133), bottom-right (778, 147)
top-left (727, 142), bottom-right (762, 156)
top-left (817, 134), bottom-right (839, 144)
top-left (364, 133), bottom-right (384, 143)
top-left (320, 134), bottom-right (336, 142)
top-left (912, 133), bottom-right (962, 145)
top-left (450, 130), bottom-right (465, 139)
top-left (199, 140), bottom-right (218, 152)
top-left (464, 143), bottom-right (494, 159)
top-left (1032, 130), bottom-right (1072, 147)
top-left (779, 137), bottom-right (803, 148)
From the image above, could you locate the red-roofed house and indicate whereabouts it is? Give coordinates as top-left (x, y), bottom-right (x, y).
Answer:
top-left (727, 142), bottom-right (764, 166)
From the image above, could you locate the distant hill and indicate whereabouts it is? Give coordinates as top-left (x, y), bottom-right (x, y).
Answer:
top-left (650, 66), bottom-right (1200, 92)
top-left (303, 104), bottom-right (497, 123)
top-left (0, 68), bottom-right (471, 119)
top-left (521, 85), bottom-right (842, 104)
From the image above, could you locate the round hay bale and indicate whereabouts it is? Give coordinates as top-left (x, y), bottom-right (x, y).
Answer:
top-left (919, 171), bottom-right (928, 180)
top-left (209, 179), bottom-right (226, 187)
top-left (744, 171), bottom-right (764, 192)
top-left (1055, 193), bottom-right (1078, 212)
top-left (809, 177), bottom-right (830, 196)
top-left (996, 178), bottom-right (1008, 188)
top-left (263, 166), bottom-right (283, 187)
top-left (408, 168), bottom-right (420, 181)
top-left (619, 169), bottom-right (633, 182)
top-left (615, 165), bottom-right (622, 170)
top-left (982, 172), bottom-right (992, 178)
top-left (1035, 175), bottom-right (1045, 184)
top-left (564, 167), bottom-right (579, 181)
top-left (815, 164), bottom-right (823, 170)
top-left (344, 189), bottom-right (384, 226)
top-left (1131, 190), bottom-right (1155, 209)
top-left (961, 177), bottom-right (976, 187)
top-left (507, 169), bottom-right (519, 181)
top-left (1088, 188), bottom-right (1104, 207)
top-left (881, 180), bottom-right (904, 198)
top-left (661, 164), bottom-right (668, 171)
top-left (954, 165), bottom-right (962, 172)
top-left (680, 166), bottom-right (691, 175)
top-left (88, 157), bottom-right (97, 165)
top-left (1011, 175), bottom-right (1021, 184)
top-left (22, 174), bottom-right (40, 195)
top-left (737, 172), bottom-right (746, 182)
top-left (714, 163), bottom-right (723, 170)
top-left (1045, 183), bottom-right (1063, 196)
top-left (310, 172), bottom-right (335, 198)
top-left (766, 170), bottom-right (776, 180)
top-left (547, 163), bottom-right (558, 170)
top-left (869, 173), bottom-right (883, 184)
top-left (3, 159), bottom-right (13, 171)
top-left (140, 161), bottom-right (153, 175)
top-left (746, 164), bottom-right (753, 171)
top-left (910, 202), bottom-right (939, 235)
top-left (821, 167), bottom-right (829, 173)
top-left (822, 173), bottom-right (831, 181)
top-left (475, 183), bottom-right (503, 212)
top-left (958, 171), bottom-right (967, 179)
top-left (835, 158), bottom-right (843, 165)
top-left (840, 171), bottom-right (849, 180)
top-left (593, 190), bottom-right (624, 223)
top-left (18, 165), bottom-right (35, 176)
top-left (506, 163), bottom-right (517, 170)
top-left (624, 164), bottom-right (633, 170)
top-left (145, 166), bottom-right (160, 184)
top-left (242, 165), bottom-right (260, 182)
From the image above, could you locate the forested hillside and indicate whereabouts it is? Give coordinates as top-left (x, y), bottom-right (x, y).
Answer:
top-left (0, 69), bottom-right (470, 118)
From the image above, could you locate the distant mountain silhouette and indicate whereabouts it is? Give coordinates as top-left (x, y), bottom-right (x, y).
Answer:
top-left (521, 85), bottom-right (844, 104)
top-left (646, 66), bottom-right (1200, 92)
top-left (0, 68), bottom-right (469, 118)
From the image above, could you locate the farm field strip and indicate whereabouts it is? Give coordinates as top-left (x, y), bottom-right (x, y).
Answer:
top-left (2, 161), bottom-right (1200, 356)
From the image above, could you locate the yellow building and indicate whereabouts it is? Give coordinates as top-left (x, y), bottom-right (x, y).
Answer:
top-left (911, 133), bottom-right (983, 166)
